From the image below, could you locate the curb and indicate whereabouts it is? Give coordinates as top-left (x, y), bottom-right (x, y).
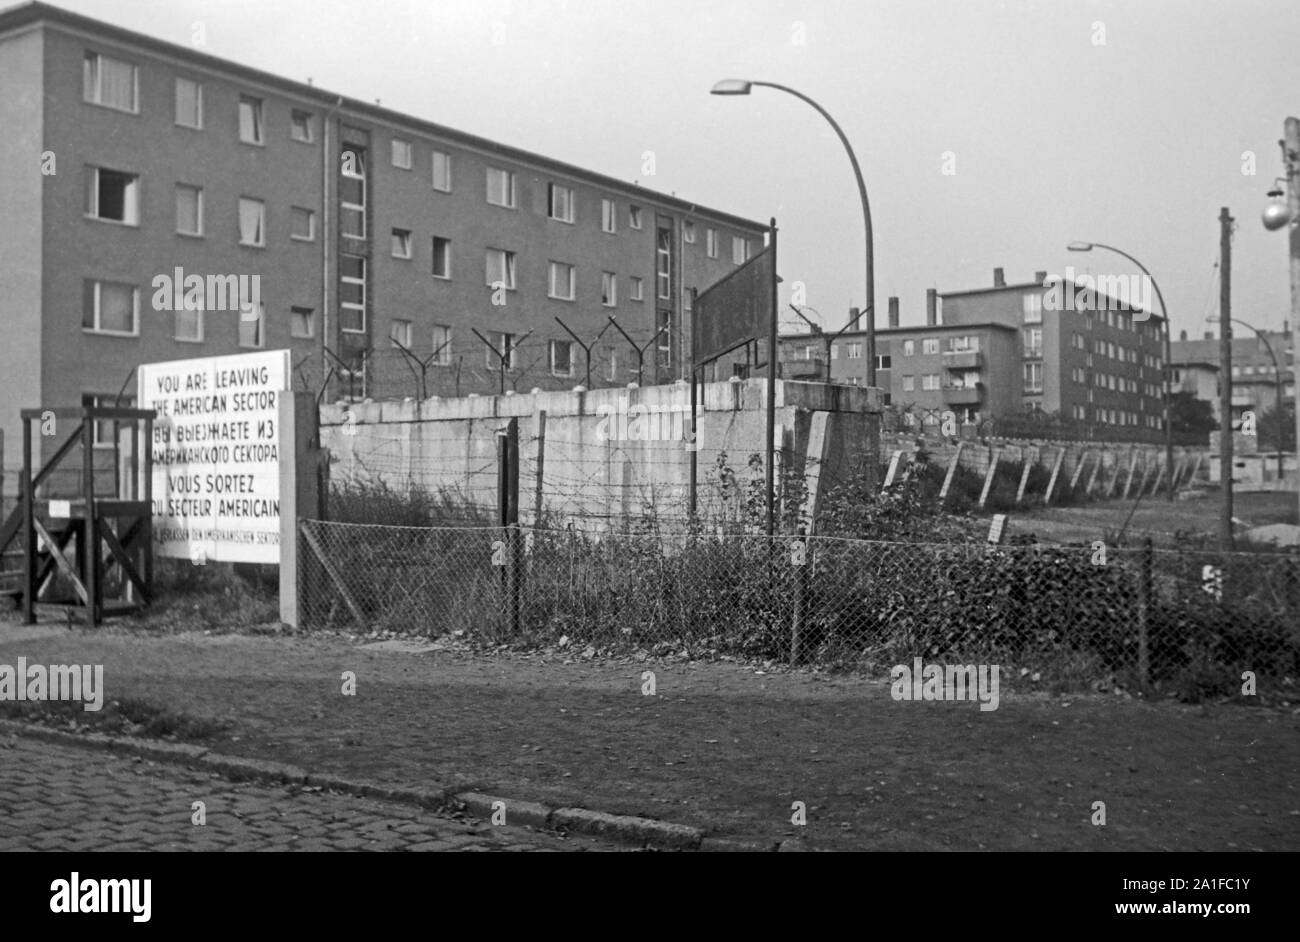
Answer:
top-left (0, 720), bottom-right (772, 851)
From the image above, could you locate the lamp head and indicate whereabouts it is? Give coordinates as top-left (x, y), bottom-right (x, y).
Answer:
top-left (1066, 242), bottom-right (1094, 252)
top-left (1261, 187), bottom-right (1292, 231)
top-left (710, 79), bottom-right (753, 96)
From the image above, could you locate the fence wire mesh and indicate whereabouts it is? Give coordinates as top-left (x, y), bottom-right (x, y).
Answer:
top-left (297, 519), bottom-right (1300, 696)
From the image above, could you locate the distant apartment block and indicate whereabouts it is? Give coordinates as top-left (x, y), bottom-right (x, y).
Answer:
top-left (1171, 326), bottom-right (1295, 426)
top-left (780, 267), bottom-right (1169, 435)
top-left (0, 1), bottom-right (766, 487)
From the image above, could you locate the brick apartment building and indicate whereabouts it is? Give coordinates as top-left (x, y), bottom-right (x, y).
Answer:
top-left (781, 267), bottom-right (1169, 434)
top-left (0, 1), bottom-right (766, 489)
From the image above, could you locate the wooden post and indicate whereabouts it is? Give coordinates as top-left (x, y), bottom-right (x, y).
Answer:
top-left (882, 449), bottom-right (903, 490)
top-left (532, 409), bottom-right (547, 527)
top-left (279, 392), bottom-right (322, 629)
top-left (1122, 448), bottom-right (1140, 499)
top-left (1014, 447), bottom-right (1035, 506)
top-left (1086, 449), bottom-right (1104, 497)
top-left (21, 415), bottom-right (34, 624)
top-left (1136, 537), bottom-right (1153, 693)
top-left (81, 409), bottom-right (96, 628)
top-left (1137, 451), bottom-right (1156, 497)
top-left (939, 441), bottom-right (964, 504)
top-left (1043, 446), bottom-right (1066, 505)
top-left (1187, 452), bottom-right (1204, 488)
top-left (978, 446), bottom-right (1002, 509)
top-left (1068, 448), bottom-right (1089, 494)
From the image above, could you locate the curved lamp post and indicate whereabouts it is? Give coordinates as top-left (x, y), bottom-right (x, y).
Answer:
top-left (1207, 315), bottom-right (1286, 482)
top-left (1067, 242), bottom-right (1174, 500)
top-left (711, 79), bottom-right (876, 387)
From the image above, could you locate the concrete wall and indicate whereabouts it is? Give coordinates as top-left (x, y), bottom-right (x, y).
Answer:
top-left (320, 379), bottom-right (881, 529)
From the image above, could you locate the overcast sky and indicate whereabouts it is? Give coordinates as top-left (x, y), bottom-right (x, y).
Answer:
top-left (56, 0), bottom-right (1300, 339)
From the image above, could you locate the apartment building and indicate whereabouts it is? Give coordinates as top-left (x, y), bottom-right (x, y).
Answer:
top-left (1171, 327), bottom-right (1296, 425)
top-left (779, 268), bottom-right (1168, 433)
top-left (0, 1), bottom-right (766, 486)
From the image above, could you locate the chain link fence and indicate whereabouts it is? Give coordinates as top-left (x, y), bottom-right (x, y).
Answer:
top-left (296, 519), bottom-right (1300, 697)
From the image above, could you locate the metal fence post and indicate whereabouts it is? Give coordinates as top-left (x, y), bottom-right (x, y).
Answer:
top-left (1137, 537), bottom-right (1153, 693)
top-left (498, 418), bottom-right (522, 635)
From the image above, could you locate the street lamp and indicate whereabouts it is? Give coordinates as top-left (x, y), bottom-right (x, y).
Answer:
top-left (1067, 242), bottom-right (1175, 500)
top-left (711, 79), bottom-right (876, 387)
top-left (1206, 315), bottom-right (1286, 482)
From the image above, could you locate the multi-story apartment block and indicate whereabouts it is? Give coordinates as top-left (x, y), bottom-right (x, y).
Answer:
top-left (0, 1), bottom-right (766, 488)
top-left (779, 267), bottom-right (1169, 435)
top-left (1171, 327), bottom-right (1296, 426)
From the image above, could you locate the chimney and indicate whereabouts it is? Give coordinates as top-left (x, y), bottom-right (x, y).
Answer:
top-left (925, 289), bottom-right (938, 327)
top-left (1179, 329), bottom-right (1187, 341)
top-left (1034, 270), bottom-right (1047, 284)
top-left (993, 267), bottom-right (1006, 288)
top-left (888, 296), bottom-right (899, 328)
top-left (848, 306), bottom-right (860, 331)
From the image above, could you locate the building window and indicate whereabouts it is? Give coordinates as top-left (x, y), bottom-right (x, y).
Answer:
top-left (706, 228), bottom-right (718, 258)
top-left (1023, 361), bottom-right (1044, 393)
top-left (83, 280), bottom-right (138, 336)
top-left (175, 78), bottom-right (202, 128)
top-left (548, 183), bottom-right (575, 223)
top-left (629, 205), bottom-right (643, 230)
top-left (922, 373), bottom-right (940, 390)
top-left (902, 375), bottom-right (914, 392)
top-left (290, 109), bottom-right (314, 142)
top-left (875, 354), bottom-right (891, 370)
top-left (83, 52), bottom-right (137, 112)
top-left (1023, 292), bottom-right (1043, 323)
top-left (290, 306), bottom-right (315, 338)
top-left (830, 344), bottom-right (839, 360)
top-left (630, 276), bottom-right (644, 301)
top-left (391, 228), bottom-right (413, 259)
top-left (486, 167), bottom-right (516, 207)
top-left (902, 340), bottom-right (915, 356)
top-left (549, 261), bottom-right (576, 300)
top-left (1023, 327), bottom-right (1043, 358)
top-left (732, 236), bottom-right (750, 265)
top-left (656, 229), bottom-right (672, 299)
top-left (432, 325), bottom-right (452, 364)
top-left (290, 206), bottom-right (315, 241)
top-left (655, 309), bottom-right (673, 375)
top-left (174, 303), bottom-right (203, 343)
top-left (238, 95), bottom-right (264, 144)
top-left (85, 166), bottom-right (139, 225)
top-left (238, 198), bottom-right (265, 246)
top-left (601, 272), bottom-right (617, 307)
top-left (486, 248), bottom-right (516, 290)
top-left (605, 346), bottom-right (619, 382)
top-left (239, 302), bottom-right (265, 348)
top-left (175, 184), bottom-right (203, 236)
top-left (922, 338), bottom-right (939, 355)
top-left (432, 237), bottom-right (451, 279)
top-left (847, 343), bottom-right (863, 359)
top-left (340, 254), bottom-right (366, 333)
top-left (550, 340), bottom-right (574, 377)
top-left (83, 393), bottom-right (134, 448)
top-left (391, 138), bottom-right (412, 169)
top-left (600, 198), bottom-right (617, 233)
top-left (486, 331), bottom-right (518, 369)
top-left (340, 145), bottom-right (366, 239)
top-left (432, 151), bottom-right (451, 191)
top-left (390, 319), bottom-right (413, 348)
top-left (684, 221), bottom-right (696, 244)
top-left (949, 335), bottom-right (980, 351)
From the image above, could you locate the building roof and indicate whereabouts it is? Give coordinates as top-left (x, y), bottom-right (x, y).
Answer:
top-left (0, 1), bottom-right (766, 233)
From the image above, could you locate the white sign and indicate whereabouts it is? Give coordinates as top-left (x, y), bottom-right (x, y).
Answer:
top-left (138, 350), bottom-right (290, 563)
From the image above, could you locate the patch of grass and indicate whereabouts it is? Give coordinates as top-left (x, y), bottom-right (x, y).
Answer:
top-left (0, 695), bottom-right (230, 741)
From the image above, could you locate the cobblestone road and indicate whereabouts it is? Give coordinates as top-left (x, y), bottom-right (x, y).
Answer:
top-left (0, 737), bottom-right (612, 851)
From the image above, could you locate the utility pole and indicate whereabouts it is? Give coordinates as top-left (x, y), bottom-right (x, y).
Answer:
top-left (1284, 117), bottom-right (1300, 523)
top-left (1219, 207), bottom-right (1234, 550)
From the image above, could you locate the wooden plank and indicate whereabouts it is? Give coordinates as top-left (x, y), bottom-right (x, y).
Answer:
top-left (32, 518), bottom-right (88, 607)
top-left (978, 447), bottom-right (1002, 509)
top-left (100, 523), bottom-right (149, 603)
top-left (1044, 446), bottom-right (1067, 505)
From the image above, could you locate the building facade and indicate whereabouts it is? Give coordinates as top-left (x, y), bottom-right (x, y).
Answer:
top-left (780, 267), bottom-right (1169, 436)
top-left (0, 1), bottom-right (766, 489)
top-left (1171, 327), bottom-right (1296, 426)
